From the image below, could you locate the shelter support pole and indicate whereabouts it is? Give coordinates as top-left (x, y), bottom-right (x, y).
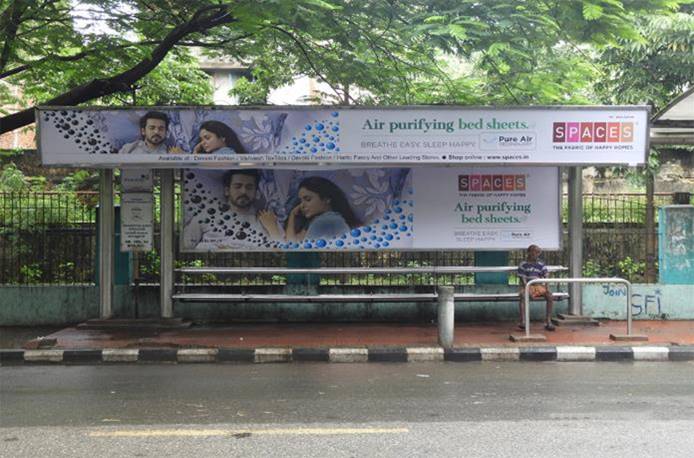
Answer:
top-left (568, 167), bottom-right (583, 315)
top-left (98, 169), bottom-right (114, 319)
top-left (645, 171), bottom-right (657, 283)
top-left (437, 286), bottom-right (455, 349)
top-left (160, 170), bottom-right (174, 318)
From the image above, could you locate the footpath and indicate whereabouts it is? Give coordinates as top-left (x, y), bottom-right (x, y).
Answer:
top-left (2, 320), bottom-right (694, 364)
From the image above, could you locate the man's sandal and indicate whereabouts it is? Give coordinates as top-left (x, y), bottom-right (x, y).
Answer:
top-left (544, 323), bottom-right (556, 331)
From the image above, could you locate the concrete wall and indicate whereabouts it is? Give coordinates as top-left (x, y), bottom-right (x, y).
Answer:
top-left (583, 284), bottom-right (694, 320)
top-left (0, 283), bottom-right (691, 326)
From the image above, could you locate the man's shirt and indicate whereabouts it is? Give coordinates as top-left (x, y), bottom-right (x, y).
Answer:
top-left (517, 260), bottom-right (548, 283)
top-left (183, 204), bottom-right (270, 250)
top-left (118, 140), bottom-right (168, 155)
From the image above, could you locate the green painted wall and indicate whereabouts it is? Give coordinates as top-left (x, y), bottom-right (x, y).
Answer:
top-left (0, 284), bottom-right (569, 325)
top-left (583, 284), bottom-right (694, 319)
top-left (1, 283), bottom-right (691, 325)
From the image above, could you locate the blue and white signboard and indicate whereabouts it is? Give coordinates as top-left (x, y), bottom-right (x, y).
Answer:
top-left (37, 106), bottom-right (648, 167)
top-left (181, 166), bottom-right (560, 251)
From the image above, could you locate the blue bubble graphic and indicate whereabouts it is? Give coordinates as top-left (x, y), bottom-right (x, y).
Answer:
top-left (336, 240), bottom-right (344, 247)
top-left (385, 234), bottom-right (393, 241)
top-left (326, 142), bottom-right (335, 150)
top-left (303, 242), bottom-right (313, 249)
top-left (305, 125), bottom-right (312, 131)
top-left (315, 123), bottom-right (324, 131)
top-left (399, 225), bottom-right (408, 232)
top-left (316, 239), bottom-right (327, 248)
top-left (393, 206), bottom-right (402, 213)
top-left (389, 222), bottom-right (398, 229)
top-left (363, 226), bottom-right (372, 233)
top-left (350, 229), bottom-right (361, 237)
top-left (331, 112), bottom-right (339, 117)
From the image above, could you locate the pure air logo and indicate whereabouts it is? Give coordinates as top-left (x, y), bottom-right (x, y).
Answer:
top-left (458, 175), bottom-right (526, 192)
top-left (553, 122), bottom-right (634, 143)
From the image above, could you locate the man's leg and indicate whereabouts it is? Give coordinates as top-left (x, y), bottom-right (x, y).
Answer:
top-left (544, 289), bottom-right (555, 330)
top-left (518, 288), bottom-right (526, 328)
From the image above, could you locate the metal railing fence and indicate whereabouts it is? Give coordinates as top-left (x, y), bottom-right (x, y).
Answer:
top-left (0, 191), bottom-right (680, 285)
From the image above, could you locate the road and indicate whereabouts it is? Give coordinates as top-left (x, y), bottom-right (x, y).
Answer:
top-left (1, 362), bottom-right (694, 457)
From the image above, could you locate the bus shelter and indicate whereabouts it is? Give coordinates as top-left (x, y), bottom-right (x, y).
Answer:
top-left (36, 106), bottom-right (650, 324)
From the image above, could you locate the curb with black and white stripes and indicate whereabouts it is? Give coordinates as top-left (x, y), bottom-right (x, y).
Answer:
top-left (2, 345), bottom-right (694, 365)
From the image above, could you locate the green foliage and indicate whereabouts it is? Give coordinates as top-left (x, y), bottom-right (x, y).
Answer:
top-left (617, 256), bottom-right (646, 280)
top-left (0, 163), bottom-right (29, 192)
top-left (19, 263), bottom-right (43, 284)
top-left (596, 11), bottom-right (694, 110)
top-left (583, 257), bottom-right (647, 282)
top-left (2, 0), bottom-right (686, 135)
top-left (101, 52), bottom-right (214, 106)
top-left (0, 191), bottom-right (95, 229)
top-left (55, 170), bottom-right (98, 193)
top-left (138, 251), bottom-right (160, 280)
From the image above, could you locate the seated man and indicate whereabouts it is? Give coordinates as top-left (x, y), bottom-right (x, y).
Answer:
top-left (517, 244), bottom-right (555, 331)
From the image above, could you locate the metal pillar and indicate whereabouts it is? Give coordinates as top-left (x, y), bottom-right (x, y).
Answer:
top-left (645, 172), bottom-right (657, 282)
top-left (568, 167), bottom-right (583, 315)
top-left (160, 170), bottom-right (175, 318)
top-left (437, 286), bottom-right (455, 349)
top-left (98, 169), bottom-right (114, 319)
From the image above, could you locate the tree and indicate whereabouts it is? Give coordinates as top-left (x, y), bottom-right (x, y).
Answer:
top-left (1, 0), bottom-right (684, 136)
top-left (595, 6), bottom-right (694, 111)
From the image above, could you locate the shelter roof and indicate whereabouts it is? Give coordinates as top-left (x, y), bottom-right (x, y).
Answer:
top-left (651, 87), bottom-right (694, 145)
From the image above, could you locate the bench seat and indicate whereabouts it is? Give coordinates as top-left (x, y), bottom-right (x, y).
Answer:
top-left (172, 292), bottom-right (570, 302)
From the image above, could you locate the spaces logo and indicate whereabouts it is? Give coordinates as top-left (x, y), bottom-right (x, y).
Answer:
top-left (553, 122), bottom-right (634, 143)
top-left (458, 174), bottom-right (526, 192)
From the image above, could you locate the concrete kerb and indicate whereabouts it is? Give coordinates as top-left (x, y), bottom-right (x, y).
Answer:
top-left (556, 346), bottom-right (596, 361)
top-left (2, 346), bottom-right (694, 365)
top-left (329, 348), bottom-right (369, 363)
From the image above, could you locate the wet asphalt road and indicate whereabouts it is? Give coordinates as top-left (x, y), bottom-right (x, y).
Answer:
top-left (1, 362), bottom-right (694, 457)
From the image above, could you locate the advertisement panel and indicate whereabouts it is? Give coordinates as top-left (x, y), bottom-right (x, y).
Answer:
top-left (38, 106), bottom-right (648, 167)
top-left (181, 166), bottom-right (559, 252)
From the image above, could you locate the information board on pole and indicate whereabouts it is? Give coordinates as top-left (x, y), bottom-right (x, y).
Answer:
top-left (121, 193), bottom-right (154, 252)
top-left (38, 106), bottom-right (648, 167)
top-left (180, 166), bottom-right (560, 252)
top-left (121, 169), bottom-right (153, 192)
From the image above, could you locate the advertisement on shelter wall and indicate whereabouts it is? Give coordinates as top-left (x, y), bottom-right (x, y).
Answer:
top-left (181, 166), bottom-right (559, 252)
top-left (38, 107), bottom-right (648, 167)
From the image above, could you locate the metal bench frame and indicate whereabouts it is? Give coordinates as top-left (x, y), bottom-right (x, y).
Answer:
top-left (173, 266), bottom-right (569, 303)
